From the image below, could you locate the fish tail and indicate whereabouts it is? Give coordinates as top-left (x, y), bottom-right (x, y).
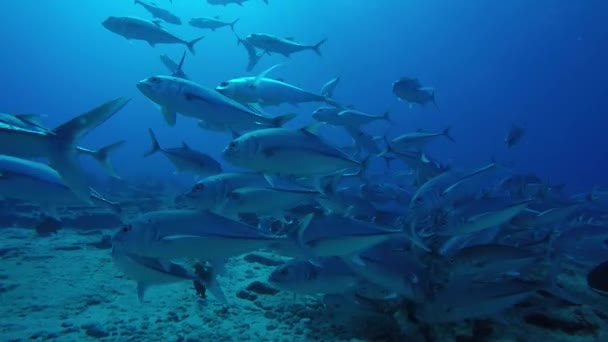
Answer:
top-left (431, 91), bottom-right (439, 110)
top-left (312, 38), bottom-right (327, 56)
top-left (377, 134), bottom-right (393, 157)
top-left (271, 112), bottom-right (298, 127)
top-left (144, 128), bottom-right (162, 157)
top-left (229, 18), bottom-right (240, 32)
top-left (186, 36), bottom-right (205, 55)
top-left (50, 97), bottom-right (130, 203)
top-left (443, 126), bottom-right (455, 143)
top-left (89, 140), bottom-right (126, 179)
top-left (383, 111), bottom-right (392, 122)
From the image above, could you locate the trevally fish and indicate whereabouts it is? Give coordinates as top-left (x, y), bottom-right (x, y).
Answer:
top-left (0, 97), bottom-right (130, 203)
top-left (144, 128), bottom-right (222, 176)
top-left (111, 247), bottom-right (226, 303)
top-left (216, 64), bottom-right (338, 107)
top-left (134, 0), bottom-right (182, 25)
top-left (268, 257), bottom-right (359, 295)
top-left (111, 210), bottom-right (287, 269)
top-left (292, 213), bottom-right (405, 258)
top-left (182, 172), bottom-right (270, 210)
top-left (384, 127), bottom-right (454, 153)
top-left (218, 186), bottom-right (321, 222)
top-left (207, 0), bottom-right (268, 6)
top-left (439, 199), bottom-right (532, 236)
top-left (222, 125), bottom-right (367, 177)
top-left (505, 123), bottom-right (526, 148)
top-left (137, 75), bottom-right (296, 129)
top-left (313, 108), bottom-right (390, 128)
top-left (0, 155), bottom-right (121, 213)
top-left (102, 16), bottom-right (203, 54)
top-left (160, 51), bottom-right (188, 79)
top-left (189, 17), bottom-right (239, 31)
top-left (392, 77), bottom-right (438, 108)
top-left (236, 34), bottom-right (264, 72)
top-left (244, 33), bottom-right (326, 57)
top-left (320, 76), bottom-right (340, 98)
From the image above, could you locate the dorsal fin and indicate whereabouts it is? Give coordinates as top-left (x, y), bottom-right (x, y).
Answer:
top-left (254, 63), bottom-right (283, 88)
top-left (299, 122), bottom-right (323, 136)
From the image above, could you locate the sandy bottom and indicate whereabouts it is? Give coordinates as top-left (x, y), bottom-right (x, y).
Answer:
top-left (1, 227), bottom-right (607, 342)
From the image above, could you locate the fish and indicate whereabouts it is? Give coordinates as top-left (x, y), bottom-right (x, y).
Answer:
top-left (216, 64), bottom-right (337, 107)
top-left (415, 278), bottom-right (542, 323)
top-left (313, 108), bottom-right (390, 128)
top-left (384, 128), bottom-right (454, 153)
top-left (293, 214), bottom-right (405, 258)
top-left (207, 0), bottom-right (268, 6)
top-left (392, 77), bottom-right (438, 108)
top-left (136, 75), bottom-right (296, 129)
top-left (222, 125), bottom-right (367, 177)
top-left (320, 76), bottom-right (340, 98)
top-left (0, 97), bottom-right (130, 203)
top-left (111, 247), bottom-right (226, 303)
top-left (189, 17), bottom-right (239, 32)
top-left (236, 34), bottom-right (264, 72)
top-left (182, 172), bottom-right (270, 210)
top-left (446, 244), bottom-right (541, 279)
top-left (268, 257), bottom-right (359, 294)
top-left (102, 16), bottom-right (203, 54)
top-left (144, 128), bottom-right (222, 176)
top-left (0, 155), bottom-right (121, 213)
top-left (440, 200), bottom-right (532, 236)
top-left (505, 123), bottom-right (525, 148)
top-left (134, 0), bottom-right (182, 25)
top-left (111, 210), bottom-right (287, 270)
top-left (245, 33), bottom-right (326, 57)
top-left (219, 186), bottom-right (321, 222)
top-left (160, 52), bottom-right (188, 79)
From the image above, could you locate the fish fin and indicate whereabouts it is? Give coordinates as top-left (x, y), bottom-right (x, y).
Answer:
top-left (185, 36), bottom-right (205, 55)
top-left (15, 113), bottom-right (47, 130)
top-left (312, 38), bottom-right (327, 56)
top-left (443, 126), bottom-right (455, 143)
top-left (144, 128), bottom-right (161, 157)
top-left (229, 18), bottom-right (240, 32)
top-left (136, 282), bottom-right (148, 303)
top-left (263, 174), bottom-right (276, 187)
top-left (300, 122), bottom-right (323, 136)
top-left (50, 97), bottom-right (130, 203)
top-left (383, 111), bottom-right (392, 123)
top-left (88, 140), bottom-right (126, 178)
top-left (254, 63), bottom-right (283, 88)
top-left (271, 112), bottom-right (298, 127)
top-left (296, 213), bottom-right (314, 248)
top-left (161, 107), bottom-right (177, 126)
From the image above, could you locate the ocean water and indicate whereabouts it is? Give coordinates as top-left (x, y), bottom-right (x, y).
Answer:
top-left (0, 1), bottom-right (607, 341)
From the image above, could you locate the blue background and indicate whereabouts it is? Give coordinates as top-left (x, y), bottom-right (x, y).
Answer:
top-left (0, 0), bottom-right (606, 192)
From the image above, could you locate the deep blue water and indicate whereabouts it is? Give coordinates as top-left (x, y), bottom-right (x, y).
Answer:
top-left (0, 0), bottom-right (606, 192)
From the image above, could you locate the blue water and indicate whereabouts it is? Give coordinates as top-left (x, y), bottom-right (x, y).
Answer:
top-left (1, 1), bottom-right (605, 191)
